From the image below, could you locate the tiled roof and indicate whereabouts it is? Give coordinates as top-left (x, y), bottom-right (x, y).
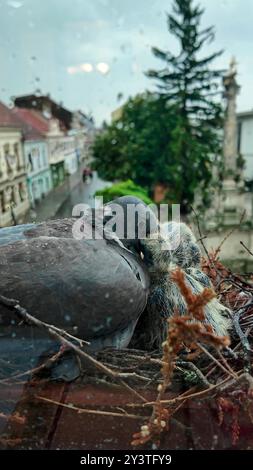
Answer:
top-left (11, 108), bottom-right (50, 139)
top-left (14, 94), bottom-right (72, 130)
top-left (0, 101), bottom-right (22, 129)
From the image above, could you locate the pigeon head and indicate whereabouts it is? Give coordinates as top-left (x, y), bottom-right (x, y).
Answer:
top-left (161, 221), bottom-right (201, 269)
top-left (104, 196), bottom-right (159, 254)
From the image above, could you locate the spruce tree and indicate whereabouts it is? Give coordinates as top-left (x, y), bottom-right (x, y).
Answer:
top-left (147, 0), bottom-right (224, 213)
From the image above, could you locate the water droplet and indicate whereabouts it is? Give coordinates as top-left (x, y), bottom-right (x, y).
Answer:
top-left (96, 62), bottom-right (110, 75)
top-left (80, 63), bottom-right (93, 73)
top-left (7, 1), bottom-right (23, 9)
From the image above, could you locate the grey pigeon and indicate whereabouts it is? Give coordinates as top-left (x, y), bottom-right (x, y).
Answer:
top-left (0, 197), bottom-right (151, 380)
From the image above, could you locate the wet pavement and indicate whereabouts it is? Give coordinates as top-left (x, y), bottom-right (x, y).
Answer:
top-left (55, 171), bottom-right (111, 218)
top-left (24, 169), bottom-right (111, 223)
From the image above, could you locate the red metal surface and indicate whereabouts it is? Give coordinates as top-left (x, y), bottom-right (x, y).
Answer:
top-left (1, 380), bottom-right (253, 450)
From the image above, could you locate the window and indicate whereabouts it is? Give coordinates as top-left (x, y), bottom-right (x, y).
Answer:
top-left (3, 143), bottom-right (10, 157)
top-left (0, 0), bottom-right (252, 455)
top-left (237, 121), bottom-right (242, 153)
top-left (28, 152), bottom-right (33, 171)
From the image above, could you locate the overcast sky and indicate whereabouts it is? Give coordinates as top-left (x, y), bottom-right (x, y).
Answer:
top-left (0, 0), bottom-right (252, 125)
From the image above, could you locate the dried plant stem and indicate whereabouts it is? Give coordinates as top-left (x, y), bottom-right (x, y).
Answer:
top-left (0, 412), bottom-right (25, 424)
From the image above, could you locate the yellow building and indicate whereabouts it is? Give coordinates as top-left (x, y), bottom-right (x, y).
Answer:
top-left (111, 105), bottom-right (123, 122)
top-left (0, 102), bottom-right (30, 227)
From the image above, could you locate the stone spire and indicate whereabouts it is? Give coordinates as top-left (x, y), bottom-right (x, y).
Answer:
top-left (202, 58), bottom-right (251, 228)
top-left (222, 56), bottom-right (240, 187)
top-left (198, 58), bottom-right (253, 270)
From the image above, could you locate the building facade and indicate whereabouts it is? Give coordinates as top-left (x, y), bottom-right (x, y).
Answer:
top-left (46, 119), bottom-right (76, 185)
top-left (14, 94), bottom-right (95, 173)
top-left (61, 135), bottom-right (78, 176)
top-left (11, 107), bottom-right (53, 207)
top-left (0, 103), bottom-right (30, 226)
top-left (237, 111), bottom-right (253, 182)
top-left (71, 110), bottom-right (96, 166)
top-left (24, 140), bottom-right (52, 207)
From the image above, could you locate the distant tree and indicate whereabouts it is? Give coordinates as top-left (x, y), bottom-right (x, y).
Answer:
top-left (147, 0), bottom-right (224, 213)
top-left (92, 92), bottom-right (180, 202)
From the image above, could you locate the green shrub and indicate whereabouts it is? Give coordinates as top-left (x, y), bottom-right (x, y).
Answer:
top-left (95, 180), bottom-right (153, 205)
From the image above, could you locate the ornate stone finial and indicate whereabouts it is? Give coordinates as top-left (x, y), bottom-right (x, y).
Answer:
top-left (229, 56), bottom-right (237, 75)
top-left (223, 56), bottom-right (239, 92)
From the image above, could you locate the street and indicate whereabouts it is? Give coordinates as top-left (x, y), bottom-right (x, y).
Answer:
top-left (23, 170), bottom-right (111, 223)
top-left (55, 171), bottom-right (111, 218)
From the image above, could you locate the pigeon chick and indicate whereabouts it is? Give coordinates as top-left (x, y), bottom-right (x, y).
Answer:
top-left (131, 221), bottom-right (231, 350)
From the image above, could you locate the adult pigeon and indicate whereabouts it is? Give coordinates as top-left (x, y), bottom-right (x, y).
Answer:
top-left (0, 196), bottom-right (152, 380)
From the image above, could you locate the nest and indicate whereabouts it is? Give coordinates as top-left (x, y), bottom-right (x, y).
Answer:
top-left (1, 252), bottom-right (253, 449)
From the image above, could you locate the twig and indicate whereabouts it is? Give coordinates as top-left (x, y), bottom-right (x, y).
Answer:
top-left (176, 360), bottom-right (211, 387)
top-left (196, 342), bottom-right (237, 379)
top-left (0, 294), bottom-right (89, 347)
top-left (0, 293), bottom-right (147, 402)
top-left (143, 375), bottom-right (233, 406)
top-left (232, 306), bottom-right (252, 372)
top-left (0, 348), bottom-right (65, 384)
top-left (216, 349), bottom-right (238, 378)
top-left (240, 241), bottom-right (253, 257)
top-left (214, 211), bottom-right (246, 259)
top-left (196, 235), bottom-right (207, 243)
top-left (191, 206), bottom-right (212, 263)
top-left (36, 395), bottom-right (145, 420)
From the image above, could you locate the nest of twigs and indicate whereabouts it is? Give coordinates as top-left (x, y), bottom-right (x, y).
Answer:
top-left (1, 253), bottom-right (253, 449)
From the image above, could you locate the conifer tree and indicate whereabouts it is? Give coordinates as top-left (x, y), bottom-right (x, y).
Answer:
top-left (147, 0), bottom-right (224, 213)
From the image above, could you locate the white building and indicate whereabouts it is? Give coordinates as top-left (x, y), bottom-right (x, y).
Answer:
top-left (11, 107), bottom-right (53, 207)
top-left (47, 120), bottom-right (78, 179)
top-left (14, 95), bottom-right (95, 178)
top-left (237, 110), bottom-right (253, 182)
top-left (71, 110), bottom-right (96, 166)
top-left (61, 135), bottom-right (78, 175)
top-left (24, 140), bottom-right (52, 207)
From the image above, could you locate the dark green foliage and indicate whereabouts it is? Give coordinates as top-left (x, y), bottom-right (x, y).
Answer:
top-left (95, 179), bottom-right (153, 204)
top-left (147, 0), bottom-right (224, 212)
top-left (92, 92), bottom-right (179, 200)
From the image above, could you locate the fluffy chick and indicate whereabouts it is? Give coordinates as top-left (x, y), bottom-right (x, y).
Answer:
top-left (131, 221), bottom-right (231, 350)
